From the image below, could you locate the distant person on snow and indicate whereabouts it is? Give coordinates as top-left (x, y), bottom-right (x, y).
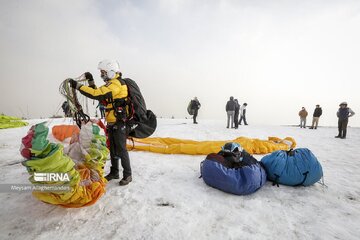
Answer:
top-left (234, 99), bottom-right (240, 129)
top-left (61, 101), bottom-right (71, 117)
top-left (98, 102), bottom-right (106, 119)
top-left (298, 107), bottom-right (308, 128)
top-left (309, 104), bottom-right (322, 129)
top-left (335, 102), bottom-right (355, 139)
top-left (69, 59), bottom-right (132, 186)
top-left (239, 103), bottom-right (248, 125)
top-left (226, 96), bottom-right (236, 128)
top-left (190, 97), bottom-right (201, 124)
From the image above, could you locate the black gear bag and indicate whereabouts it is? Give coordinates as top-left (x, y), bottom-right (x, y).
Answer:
top-left (119, 78), bottom-right (157, 138)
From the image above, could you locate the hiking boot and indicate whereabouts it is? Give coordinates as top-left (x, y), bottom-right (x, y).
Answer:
top-left (340, 137), bottom-right (346, 139)
top-left (105, 172), bottom-right (119, 181)
top-left (335, 135), bottom-right (341, 138)
top-left (105, 167), bottom-right (119, 181)
top-left (119, 176), bottom-right (132, 186)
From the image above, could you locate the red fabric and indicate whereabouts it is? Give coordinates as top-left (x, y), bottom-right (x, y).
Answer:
top-left (20, 128), bottom-right (35, 159)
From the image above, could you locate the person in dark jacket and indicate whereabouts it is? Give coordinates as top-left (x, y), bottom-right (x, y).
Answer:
top-left (234, 99), bottom-right (240, 129)
top-left (226, 96), bottom-right (236, 128)
top-left (97, 102), bottom-right (106, 119)
top-left (190, 97), bottom-right (201, 124)
top-left (309, 104), bottom-right (322, 129)
top-left (239, 103), bottom-right (248, 125)
top-left (61, 101), bottom-right (71, 117)
top-left (335, 102), bottom-right (355, 139)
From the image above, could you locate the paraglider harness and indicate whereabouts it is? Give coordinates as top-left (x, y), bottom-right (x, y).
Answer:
top-left (110, 77), bottom-right (157, 139)
top-left (101, 78), bottom-right (136, 124)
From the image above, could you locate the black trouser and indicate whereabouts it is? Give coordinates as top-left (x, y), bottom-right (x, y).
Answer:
top-left (107, 121), bottom-right (131, 177)
top-left (193, 109), bottom-right (198, 123)
top-left (239, 115), bottom-right (247, 125)
top-left (338, 118), bottom-right (348, 138)
top-left (234, 111), bottom-right (239, 128)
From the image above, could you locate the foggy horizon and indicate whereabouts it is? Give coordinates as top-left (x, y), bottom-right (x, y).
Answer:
top-left (1, 0), bottom-right (359, 127)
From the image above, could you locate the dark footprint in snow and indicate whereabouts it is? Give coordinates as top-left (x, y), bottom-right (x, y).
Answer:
top-left (346, 195), bottom-right (357, 201)
top-left (156, 198), bottom-right (175, 208)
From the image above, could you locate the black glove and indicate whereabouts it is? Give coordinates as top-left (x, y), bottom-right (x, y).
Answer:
top-left (69, 79), bottom-right (77, 88)
top-left (84, 72), bottom-right (93, 81)
top-left (69, 79), bottom-right (82, 89)
top-left (85, 72), bottom-right (96, 88)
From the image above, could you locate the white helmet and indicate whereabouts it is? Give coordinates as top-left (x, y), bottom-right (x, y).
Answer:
top-left (98, 59), bottom-right (120, 79)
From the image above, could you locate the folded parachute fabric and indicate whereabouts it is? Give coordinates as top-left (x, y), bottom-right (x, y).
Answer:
top-left (127, 136), bottom-right (296, 155)
top-left (0, 114), bottom-right (28, 129)
top-left (20, 122), bottom-right (109, 208)
top-left (52, 124), bottom-right (80, 142)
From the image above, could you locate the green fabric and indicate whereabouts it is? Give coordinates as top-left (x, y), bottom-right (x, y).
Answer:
top-left (0, 115), bottom-right (28, 129)
top-left (92, 125), bottom-right (100, 135)
top-left (23, 145), bottom-right (75, 173)
top-left (93, 135), bottom-right (107, 146)
top-left (31, 123), bottom-right (50, 154)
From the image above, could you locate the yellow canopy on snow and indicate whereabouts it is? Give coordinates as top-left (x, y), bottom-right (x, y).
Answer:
top-left (0, 115), bottom-right (28, 129)
top-left (127, 136), bottom-right (296, 155)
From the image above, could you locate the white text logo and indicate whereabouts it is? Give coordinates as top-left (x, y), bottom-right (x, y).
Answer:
top-left (33, 173), bottom-right (70, 182)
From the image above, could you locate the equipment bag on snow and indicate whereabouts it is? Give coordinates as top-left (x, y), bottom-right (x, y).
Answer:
top-left (261, 148), bottom-right (323, 186)
top-left (120, 78), bottom-right (157, 138)
top-left (200, 150), bottom-right (267, 195)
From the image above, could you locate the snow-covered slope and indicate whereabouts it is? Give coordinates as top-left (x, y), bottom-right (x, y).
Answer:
top-left (0, 118), bottom-right (359, 240)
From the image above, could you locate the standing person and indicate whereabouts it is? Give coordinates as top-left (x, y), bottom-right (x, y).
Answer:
top-left (226, 96), bottom-right (236, 128)
top-left (191, 97), bottom-right (201, 124)
top-left (239, 103), bottom-right (248, 125)
top-left (298, 107), bottom-right (308, 128)
top-left (61, 101), bottom-right (71, 117)
top-left (98, 103), bottom-right (106, 119)
top-left (234, 99), bottom-right (240, 129)
top-left (69, 59), bottom-right (132, 186)
top-left (335, 102), bottom-right (355, 139)
top-left (309, 104), bottom-right (322, 129)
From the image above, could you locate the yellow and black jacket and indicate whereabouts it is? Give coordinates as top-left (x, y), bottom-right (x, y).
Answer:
top-left (78, 73), bottom-right (128, 123)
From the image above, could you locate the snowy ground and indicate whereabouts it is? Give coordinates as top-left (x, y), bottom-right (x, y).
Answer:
top-left (0, 118), bottom-right (359, 240)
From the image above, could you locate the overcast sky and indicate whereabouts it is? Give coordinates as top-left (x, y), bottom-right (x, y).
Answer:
top-left (1, 0), bottom-right (359, 127)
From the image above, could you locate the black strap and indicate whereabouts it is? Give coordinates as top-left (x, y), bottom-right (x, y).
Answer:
top-left (272, 174), bottom-right (280, 187)
top-left (74, 110), bottom-right (90, 128)
top-left (199, 161), bottom-right (204, 178)
top-left (295, 171), bottom-right (309, 186)
top-left (286, 149), bottom-right (295, 156)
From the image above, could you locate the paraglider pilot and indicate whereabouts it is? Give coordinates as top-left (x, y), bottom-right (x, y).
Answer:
top-left (69, 59), bottom-right (132, 186)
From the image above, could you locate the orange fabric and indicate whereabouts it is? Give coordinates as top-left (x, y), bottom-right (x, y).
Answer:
top-left (52, 125), bottom-right (80, 141)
